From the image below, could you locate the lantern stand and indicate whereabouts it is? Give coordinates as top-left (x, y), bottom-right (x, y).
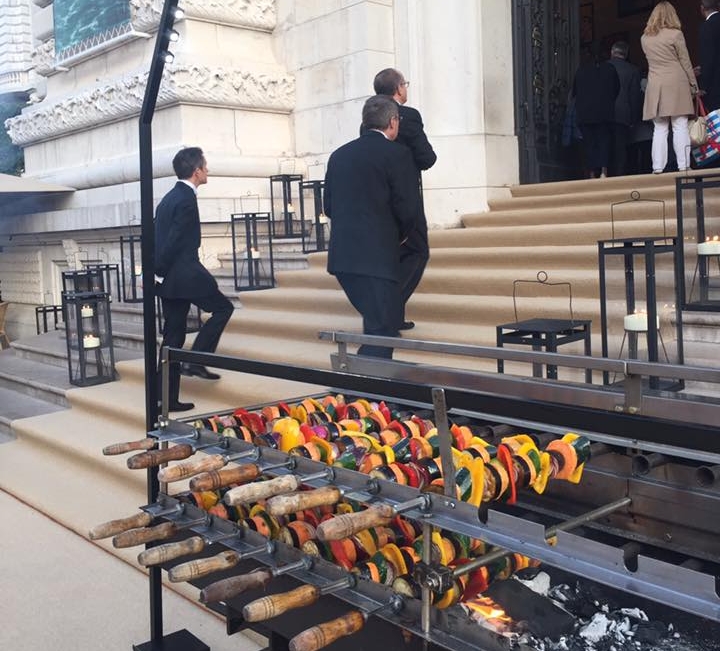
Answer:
top-left (269, 173), bottom-right (303, 238)
top-left (120, 233), bottom-right (143, 303)
top-left (598, 236), bottom-right (684, 392)
top-left (231, 211), bottom-right (275, 290)
top-left (675, 172), bottom-right (720, 310)
top-left (299, 179), bottom-right (329, 253)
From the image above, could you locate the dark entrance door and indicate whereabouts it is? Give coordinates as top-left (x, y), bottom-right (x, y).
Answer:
top-left (513, 0), bottom-right (580, 184)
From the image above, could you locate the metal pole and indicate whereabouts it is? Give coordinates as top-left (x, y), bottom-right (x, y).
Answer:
top-left (138, 0), bottom-right (180, 642)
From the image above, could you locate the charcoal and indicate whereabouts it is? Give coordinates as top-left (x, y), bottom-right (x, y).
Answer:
top-left (485, 578), bottom-right (576, 639)
top-left (634, 620), bottom-right (667, 644)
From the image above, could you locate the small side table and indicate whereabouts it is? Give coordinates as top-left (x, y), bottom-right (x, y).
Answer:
top-left (496, 318), bottom-right (592, 383)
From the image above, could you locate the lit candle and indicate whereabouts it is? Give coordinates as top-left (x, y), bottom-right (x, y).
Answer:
top-left (134, 265), bottom-right (142, 276)
top-left (697, 235), bottom-right (720, 255)
top-left (286, 202), bottom-right (295, 213)
top-left (623, 310), bottom-right (660, 332)
top-left (83, 334), bottom-right (100, 349)
top-left (81, 304), bottom-right (94, 318)
top-left (250, 248), bottom-right (261, 259)
top-left (317, 213), bottom-right (328, 224)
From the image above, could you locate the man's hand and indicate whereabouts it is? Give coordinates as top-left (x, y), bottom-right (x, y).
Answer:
top-left (693, 65), bottom-right (701, 77)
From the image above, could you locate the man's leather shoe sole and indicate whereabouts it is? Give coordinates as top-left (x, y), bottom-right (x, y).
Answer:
top-left (166, 401), bottom-right (195, 412)
top-left (180, 364), bottom-right (221, 380)
top-left (399, 321), bottom-right (415, 330)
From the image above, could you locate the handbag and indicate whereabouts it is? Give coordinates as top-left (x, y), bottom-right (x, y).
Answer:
top-left (692, 103), bottom-right (720, 167)
top-left (689, 96), bottom-right (708, 147)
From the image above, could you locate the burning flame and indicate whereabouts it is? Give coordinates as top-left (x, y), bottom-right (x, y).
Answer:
top-left (465, 596), bottom-right (512, 624)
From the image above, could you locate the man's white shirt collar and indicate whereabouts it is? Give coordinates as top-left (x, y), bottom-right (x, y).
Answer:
top-left (707, 10), bottom-right (719, 20)
top-left (370, 128), bottom-right (390, 140)
top-left (180, 179), bottom-right (198, 195)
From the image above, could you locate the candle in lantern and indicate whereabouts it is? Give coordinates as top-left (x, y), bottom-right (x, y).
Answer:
top-left (250, 247), bottom-right (261, 259)
top-left (81, 304), bottom-right (94, 318)
top-left (317, 212), bottom-right (328, 224)
top-left (286, 202), bottom-right (295, 214)
top-left (623, 310), bottom-right (660, 332)
top-left (83, 334), bottom-right (101, 349)
top-left (134, 265), bottom-right (142, 276)
top-left (697, 235), bottom-right (720, 256)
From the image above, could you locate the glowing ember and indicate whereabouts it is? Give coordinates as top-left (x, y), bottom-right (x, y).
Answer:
top-left (463, 596), bottom-right (516, 636)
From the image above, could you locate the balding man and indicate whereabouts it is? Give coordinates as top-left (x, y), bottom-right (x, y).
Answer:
top-left (324, 96), bottom-right (419, 358)
top-left (373, 68), bottom-right (436, 330)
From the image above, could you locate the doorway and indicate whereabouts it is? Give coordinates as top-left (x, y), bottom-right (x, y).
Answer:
top-left (512, 0), bottom-right (700, 184)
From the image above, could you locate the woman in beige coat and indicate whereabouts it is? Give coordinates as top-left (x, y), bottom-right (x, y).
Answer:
top-left (641, 1), bottom-right (698, 172)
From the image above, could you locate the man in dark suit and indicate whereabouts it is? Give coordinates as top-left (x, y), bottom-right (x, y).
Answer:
top-left (324, 96), bottom-right (419, 358)
top-left (373, 68), bottom-right (436, 330)
top-left (699, 0), bottom-right (720, 111)
top-left (608, 41), bottom-right (642, 176)
top-left (155, 147), bottom-right (234, 411)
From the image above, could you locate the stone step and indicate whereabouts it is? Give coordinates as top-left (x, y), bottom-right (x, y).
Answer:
top-left (0, 348), bottom-right (71, 407)
top-left (0, 385), bottom-right (65, 436)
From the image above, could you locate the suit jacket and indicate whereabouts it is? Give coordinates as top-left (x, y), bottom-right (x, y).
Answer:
top-left (641, 28), bottom-right (697, 120)
top-left (397, 104), bottom-right (437, 172)
top-left (572, 61), bottom-right (620, 124)
top-left (609, 58), bottom-right (642, 126)
top-left (324, 131), bottom-right (419, 281)
top-left (154, 181), bottom-right (219, 299)
top-left (699, 12), bottom-right (720, 112)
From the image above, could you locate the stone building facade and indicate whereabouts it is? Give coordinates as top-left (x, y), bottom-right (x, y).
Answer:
top-left (0, 0), bottom-right (517, 338)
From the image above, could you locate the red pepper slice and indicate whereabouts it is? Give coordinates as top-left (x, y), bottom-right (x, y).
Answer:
top-left (497, 444), bottom-right (517, 504)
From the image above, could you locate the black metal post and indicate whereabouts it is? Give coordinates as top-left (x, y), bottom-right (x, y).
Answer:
top-left (138, 0), bottom-right (179, 645)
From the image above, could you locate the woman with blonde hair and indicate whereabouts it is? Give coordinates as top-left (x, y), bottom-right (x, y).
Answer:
top-left (641, 1), bottom-right (698, 173)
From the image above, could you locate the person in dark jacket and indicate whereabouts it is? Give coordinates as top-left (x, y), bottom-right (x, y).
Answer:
top-left (572, 45), bottom-right (621, 178)
top-left (699, 0), bottom-right (720, 112)
top-left (608, 41), bottom-right (642, 176)
top-left (155, 147), bottom-right (234, 411)
top-left (373, 68), bottom-right (436, 331)
top-left (324, 96), bottom-right (419, 358)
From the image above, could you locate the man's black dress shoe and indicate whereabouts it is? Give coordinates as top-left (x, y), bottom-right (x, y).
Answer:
top-left (180, 363), bottom-right (221, 380)
top-left (163, 401), bottom-right (195, 412)
top-left (399, 321), bottom-right (415, 330)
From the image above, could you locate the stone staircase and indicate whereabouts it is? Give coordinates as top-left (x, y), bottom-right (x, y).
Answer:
top-left (2, 169), bottom-right (720, 628)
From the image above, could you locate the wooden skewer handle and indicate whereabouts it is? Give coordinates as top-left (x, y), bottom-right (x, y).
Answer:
top-left (137, 536), bottom-right (205, 567)
top-left (316, 504), bottom-right (395, 541)
top-left (265, 486), bottom-right (342, 517)
top-left (224, 474), bottom-right (301, 506)
top-left (168, 550), bottom-right (240, 583)
top-left (243, 584), bottom-right (320, 622)
top-left (200, 568), bottom-right (273, 604)
top-left (288, 611), bottom-right (365, 651)
top-left (189, 464), bottom-right (261, 491)
top-left (112, 522), bottom-right (178, 548)
top-left (126, 444), bottom-right (194, 469)
top-left (88, 512), bottom-right (153, 540)
top-left (157, 454), bottom-right (227, 483)
top-left (102, 438), bottom-right (156, 455)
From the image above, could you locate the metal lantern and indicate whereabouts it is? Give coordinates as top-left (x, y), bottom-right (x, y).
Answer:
top-left (299, 179), bottom-right (329, 253)
top-left (675, 173), bottom-right (720, 311)
top-left (269, 173), bottom-right (304, 238)
top-left (85, 263), bottom-right (121, 302)
top-left (62, 268), bottom-right (105, 294)
top-left (62, 290), bottom-right (116, 386)
top-left (231, 212), bottom-right (275, 290)
top-left (598, 236), bottom-right (684, 391)
top-left (120, 234), bottom-right (143, 303)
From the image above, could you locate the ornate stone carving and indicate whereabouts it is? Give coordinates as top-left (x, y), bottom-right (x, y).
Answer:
top-left (5, 65), bottom-right (294, 146)
top-left (31, 39), bottom-right (55, 76)
top-left (130, 0), bottom-right (276, 33)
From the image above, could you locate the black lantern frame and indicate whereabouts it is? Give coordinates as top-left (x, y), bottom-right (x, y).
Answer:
top-left (675, 173), bottom-right (720, 311)
top-left (598, 236), bottom-right (684, 391)
top-left (62, 268), bottom-right (105, 294)
top-left (61, 290), bottom-right (116, 386)
top-left (299, 179), bottom-right (329, 253)
top-left (84, 263), bottom-right (121, 302)
top-left (120, 234), bottom-right (143, 303)
top-left (269, 173), bottom-right (303, 238)
top-left (231, 212), bottom-right (275, 290)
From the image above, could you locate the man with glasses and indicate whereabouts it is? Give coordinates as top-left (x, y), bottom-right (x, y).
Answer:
top-left (373, 68), bottom-right (437, 331)
top-left (325, 96), bottom-right (419, 358)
